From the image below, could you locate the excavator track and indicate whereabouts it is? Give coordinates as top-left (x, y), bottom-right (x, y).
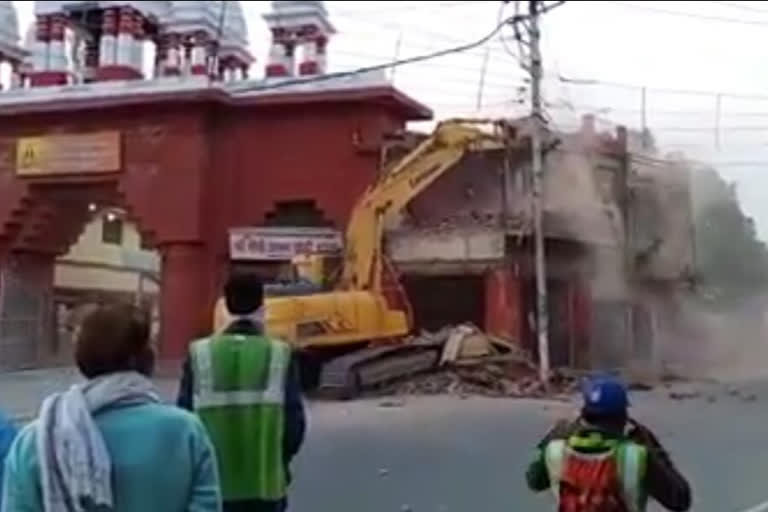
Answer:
top-left (317, 342), bottom-right (442, 399)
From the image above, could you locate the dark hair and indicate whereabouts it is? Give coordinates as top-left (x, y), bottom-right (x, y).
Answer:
top-left (581, 408), bottom-right (628, 432)
top-left (224, 272), bottom-right (264, 315)
top-left (75, 304), bottom-right (154, 378)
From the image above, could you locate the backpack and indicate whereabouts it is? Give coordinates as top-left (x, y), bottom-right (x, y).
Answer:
top-left (545, 434), bottom-right (645, 512)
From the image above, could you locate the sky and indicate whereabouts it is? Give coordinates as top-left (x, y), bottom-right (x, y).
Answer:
top-left (11, 0), bottom-right (768, 238)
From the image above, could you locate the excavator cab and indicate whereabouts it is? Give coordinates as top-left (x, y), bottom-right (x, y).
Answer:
top-left (291, 253), bottom-right (343, 290)
top-left (292, 254), bottom-right (326, 287)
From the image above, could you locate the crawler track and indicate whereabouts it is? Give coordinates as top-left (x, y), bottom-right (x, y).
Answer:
top-left (317, 342), bottom-right (442, 399)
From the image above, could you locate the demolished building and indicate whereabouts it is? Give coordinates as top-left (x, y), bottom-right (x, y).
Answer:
top-left (386, 115), bottom-right (695, 372)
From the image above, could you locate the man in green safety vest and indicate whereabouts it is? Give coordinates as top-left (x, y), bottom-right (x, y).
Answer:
top-left (526, 375), bottom-right (691, 512)
top-left (177, 272), bottom-right (306, 512)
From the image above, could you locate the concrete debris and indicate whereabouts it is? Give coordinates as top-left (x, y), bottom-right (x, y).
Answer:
top-left (374, 324), bottom-right (577, 399)
top-left (380, 363), bottom-right (578, 400)
top-left (379, 399), bottom-right (406, 408)
top-left (431, 323), bottom-right (535, 367)
top-left (723, 387), bottom-right (758, 402)
top-left (668, 391), bottom-right (701, 401)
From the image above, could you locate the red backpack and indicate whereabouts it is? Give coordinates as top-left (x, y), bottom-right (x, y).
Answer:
top-left (546, 434), bottom-right (638, 512)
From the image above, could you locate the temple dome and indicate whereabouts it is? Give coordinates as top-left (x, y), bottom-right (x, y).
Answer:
top-left (0, 1), bottom-right (20, 49)
top-left (163, 1), bottom-right (251, 62)
top-left (0, 1), bottom-right (25, 62)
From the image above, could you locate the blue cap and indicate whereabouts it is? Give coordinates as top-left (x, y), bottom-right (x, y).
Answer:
top-left (581, 375), bottom-right (629, 415)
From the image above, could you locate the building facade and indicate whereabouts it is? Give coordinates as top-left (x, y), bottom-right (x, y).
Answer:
top-left (0, 0), bottom-right (431, 368)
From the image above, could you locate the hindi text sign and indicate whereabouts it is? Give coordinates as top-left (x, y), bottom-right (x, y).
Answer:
top-left (16, 131), bottom-right (121, 177)
top-left (229, 227), bottom-right (343, 261)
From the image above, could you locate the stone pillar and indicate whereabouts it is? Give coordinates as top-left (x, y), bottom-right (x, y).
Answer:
top-left (162, 33), bottom-right (181, 76)
top-left (189, 31), bottom-right (208, 76)
top-left (29, 15), bottom-right (68, 87)
top-left (48, 14), bottom-right (67, 74)
top-left (83, 35), bottom-right (100, 81)
top-left (265, 28), bottom-right (292, 77)
top-left (153, 35), bottom-right (166, 78)
top-left (241, 64), bottom-right (249, 80)
top-left (159, 244), bottom-right (209, 359)
top-left (9, 61), bottom-right (21, 89)
top-left (115, 7), bottom-right (133, 67)
top-left (316, 35), bottom-right (328, 74)
top-left (28, 15), bottom-right (71, 87)
top-left (99, 8), bottom-right (118, 68)
top-left (96, 7), bottom-right (143, 81)
top-left (219, 58), bottom-right (233, 81)
top-left (299, 36), bottom-right (326, 76)
top-left (32, 15), bottom-right (50, 72)
top-left (484, 265), bottom-right (523, 345)
top-left (131, 10), bottom-right (145, 75)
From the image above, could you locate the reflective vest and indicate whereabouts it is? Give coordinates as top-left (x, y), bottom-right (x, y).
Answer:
top-left (190, 334), bottom-right (290, 502)
top-left (543, 434), bottom-right (648, 512)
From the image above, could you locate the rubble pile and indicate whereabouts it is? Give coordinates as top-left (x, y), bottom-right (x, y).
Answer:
top-left (378, 324), bottom-right (580, 399)
top-left (383, 363), bottom-right (579, 399)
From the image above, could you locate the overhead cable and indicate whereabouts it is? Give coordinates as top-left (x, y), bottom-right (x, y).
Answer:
top-left (231, 13), bottom-right (537, 94)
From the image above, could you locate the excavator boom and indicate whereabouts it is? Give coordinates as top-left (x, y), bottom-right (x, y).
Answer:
top-left (340, 119), bottom-right (517, 292)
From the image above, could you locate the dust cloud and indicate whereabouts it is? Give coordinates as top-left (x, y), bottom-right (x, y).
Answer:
top-left (655, 163), bottom-right (768, 382)
top-left (545, 124), bottom-right (768, 381)
top-left (657, 296), bottom-right (768, 381)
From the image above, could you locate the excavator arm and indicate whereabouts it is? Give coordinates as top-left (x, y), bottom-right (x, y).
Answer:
top-left (339, 118), bottom-right (521, 292)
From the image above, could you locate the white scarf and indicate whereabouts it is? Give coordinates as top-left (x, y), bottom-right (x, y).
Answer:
top-left (36, 372), bottom-right (159, 512)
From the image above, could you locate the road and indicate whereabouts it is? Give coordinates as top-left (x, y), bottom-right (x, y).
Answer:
top-left (2, 368), bottom-right (768, 512)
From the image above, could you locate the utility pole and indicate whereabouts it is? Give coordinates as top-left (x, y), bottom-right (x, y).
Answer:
top-left (476, 47), bottom-right (491, 111)
top-left (640, 86), bottom-right (648, 149)
top-left (528, 0), bottom-right (550, 383)
top-left (714, 93), bottom-right (722, 150)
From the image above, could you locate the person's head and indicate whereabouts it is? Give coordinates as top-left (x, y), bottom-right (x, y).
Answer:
top-left (224, 272), bottom-right (264, 316)
top-left (580, 374), bottom-right (629, 431)
top-left (75, 303), bottom-right (154, 379)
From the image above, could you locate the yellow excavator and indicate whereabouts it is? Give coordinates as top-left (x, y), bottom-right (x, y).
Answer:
top-left (213, 119), bottom-right (522, 395)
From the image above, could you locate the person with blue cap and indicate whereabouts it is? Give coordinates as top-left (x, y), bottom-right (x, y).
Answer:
top-left (526, 374), bottom-right (691, 511)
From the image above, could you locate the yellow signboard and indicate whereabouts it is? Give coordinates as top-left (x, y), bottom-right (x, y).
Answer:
top-left (16, 131), bottom-right (121, 177)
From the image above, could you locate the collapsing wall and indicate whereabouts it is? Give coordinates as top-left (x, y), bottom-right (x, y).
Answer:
top-left (386, 116), bottom-right (695, 371)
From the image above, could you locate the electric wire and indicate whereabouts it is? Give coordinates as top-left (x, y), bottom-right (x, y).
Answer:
top-left (230, 13), bottom-right (533, 94)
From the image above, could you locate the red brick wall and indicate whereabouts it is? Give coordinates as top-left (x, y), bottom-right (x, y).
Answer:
top-left (0, 98), bottom-right (412, 359)
top-left (406, 152), bottom-right (506, 228)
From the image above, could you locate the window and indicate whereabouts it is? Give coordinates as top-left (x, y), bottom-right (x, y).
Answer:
top-left (102, 216), bottom-right (124, 245)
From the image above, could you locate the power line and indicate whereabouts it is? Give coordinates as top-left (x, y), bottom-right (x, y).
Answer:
top-left (332, 49), bottom-right (524, 88)
top-left (335, 12), bottom-right (518, 58)
top-left (332, 1), bottom-right (492, 17)
top-left (607, 1), bottom-right (768, 26)
top-left (707, 1), bottom-right (768, 14)
top-left (557, 74), bottom-right (768, 102)
top-left (231, 13), bottom-right (529, 94)
top-left (545, 101), bottom-right (768, 119)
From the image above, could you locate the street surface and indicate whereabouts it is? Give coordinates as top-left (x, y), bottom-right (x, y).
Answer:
top-left (2, 368), bottom-right (768, 512)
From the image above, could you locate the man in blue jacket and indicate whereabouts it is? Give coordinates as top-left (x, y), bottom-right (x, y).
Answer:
top-left (0, 409), bottom-right (17, 508)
